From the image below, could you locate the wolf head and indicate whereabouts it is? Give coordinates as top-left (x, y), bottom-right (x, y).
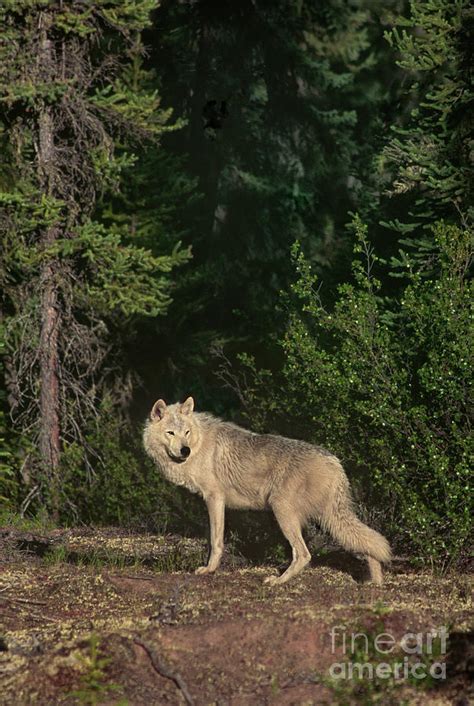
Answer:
top-left (147, 396), bottom-right (199, 463)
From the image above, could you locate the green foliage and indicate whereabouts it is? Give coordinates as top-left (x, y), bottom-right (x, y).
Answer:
top-left (0, 436), bottom-right (16, 507)
top-left (0, 321), bottom-right (18, 508)
top-left (95, 47), bottom-right (198, 256)
top-left (210, 6), bottom-right (471, 567)
top-left (0, 507), bottom-right (56, 531)
top-left (243, 218), bottom-right (472, 569)
top-left (0, 0), bottom-right (190, 510)
top-left (148, 0), bottom-right (398, 399)
top-left (0, 2), bottom-right (188, 319)
top-left (0, 0), bottom-right (470, 560)
top-left (69, 634), bottom-right (127, 706)
top-left (51, 225), bottom-right (190, 317)
top-left (381, 0), bottom-right (473, 229)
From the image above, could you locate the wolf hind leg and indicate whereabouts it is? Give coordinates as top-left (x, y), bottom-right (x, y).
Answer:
top-left (366, 556), bottom-right (383, 585)
top-left (264, 504), bottom-right (311, 586)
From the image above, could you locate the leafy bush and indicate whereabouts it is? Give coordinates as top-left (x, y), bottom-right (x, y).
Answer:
top-left (241, 218), bottom-right (472, 570)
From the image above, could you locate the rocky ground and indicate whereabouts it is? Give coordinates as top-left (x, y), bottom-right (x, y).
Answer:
top-left (0, 525), bottom-right (472, 705)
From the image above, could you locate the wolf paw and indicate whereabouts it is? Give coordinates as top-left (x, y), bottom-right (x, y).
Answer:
top-left (195, 566), bottom-right (213, 575)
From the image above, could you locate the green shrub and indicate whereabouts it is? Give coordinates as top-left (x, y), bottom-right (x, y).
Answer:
top-left (0, 417), bottom-right (16, 508)
top-left (242, 218), bottom-right (472, 570)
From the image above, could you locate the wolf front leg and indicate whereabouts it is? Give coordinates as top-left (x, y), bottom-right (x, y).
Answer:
top-left (195, 493), bottom-right (225, 575)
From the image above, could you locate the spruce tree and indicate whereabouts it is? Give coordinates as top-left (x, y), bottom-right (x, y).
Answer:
top-left (381, 0), bottom-right (473, 236)
top-left (144, 0), bottom-right (394, 402)
top-left (0, 1), bottom-right (189, 516)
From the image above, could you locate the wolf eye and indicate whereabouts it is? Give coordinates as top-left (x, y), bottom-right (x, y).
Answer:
top-left (166, 431), bottom-right (175, 436)
top-left (185, 430), bottom-right (190, 436)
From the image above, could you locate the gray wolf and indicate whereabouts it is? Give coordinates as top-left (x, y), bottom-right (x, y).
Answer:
top-left (143, 397), bottom-right (391, 586)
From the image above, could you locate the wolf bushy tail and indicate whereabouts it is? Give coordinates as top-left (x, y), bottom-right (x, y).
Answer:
top-left (321, 478), bottom-right (391, 563)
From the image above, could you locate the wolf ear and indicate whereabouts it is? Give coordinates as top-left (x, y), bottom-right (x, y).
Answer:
top-left (151, 399), bottom-right (167, 421)
top-left (180, 396), bottom-right (194, 416)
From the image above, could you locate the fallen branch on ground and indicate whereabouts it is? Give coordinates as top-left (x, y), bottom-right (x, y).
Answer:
top-left (133, 638), bottom-right (194, 706)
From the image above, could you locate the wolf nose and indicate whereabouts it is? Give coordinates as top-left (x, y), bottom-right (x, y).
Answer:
top-left (181, 446), bottom-right (190, 458)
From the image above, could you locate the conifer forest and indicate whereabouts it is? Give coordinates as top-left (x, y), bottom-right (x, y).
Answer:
top-left (0, 2), bottom-right (472, 704)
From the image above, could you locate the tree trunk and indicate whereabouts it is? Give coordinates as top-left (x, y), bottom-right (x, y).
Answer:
top-left (38, 223), bottom-right (61, 519)
top-left (37, 19), bottom-right (61, 519)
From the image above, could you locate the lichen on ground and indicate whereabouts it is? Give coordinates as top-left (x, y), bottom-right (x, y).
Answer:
top-left (0, 526), bottom-right (472, 705)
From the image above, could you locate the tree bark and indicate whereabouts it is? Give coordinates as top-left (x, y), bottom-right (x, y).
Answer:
top-left (38, 223), bottom-right (61, 519)
top-left (37, 18), bottom-right (61, 519)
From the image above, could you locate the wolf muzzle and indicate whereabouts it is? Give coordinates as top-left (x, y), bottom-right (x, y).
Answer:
top-left (167, 446), bottom-right (191, 463)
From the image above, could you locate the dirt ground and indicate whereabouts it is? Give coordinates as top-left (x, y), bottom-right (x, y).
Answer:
top-left (0, 526), bottom-right (472, 706)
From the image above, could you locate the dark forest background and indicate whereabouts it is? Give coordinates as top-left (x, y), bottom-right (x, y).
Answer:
top-left (0, 0), bottom-right (472, 570)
